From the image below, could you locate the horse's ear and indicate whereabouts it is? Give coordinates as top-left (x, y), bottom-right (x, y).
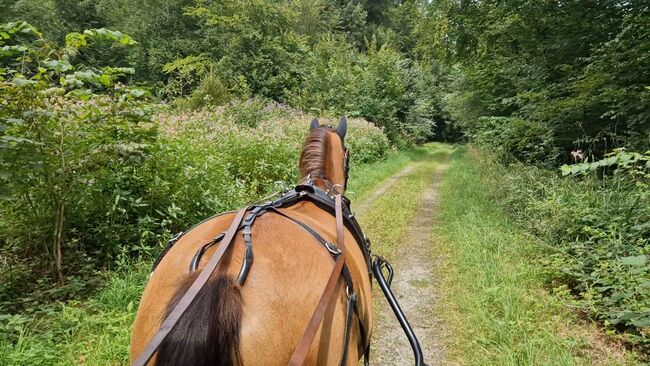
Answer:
top-left (336, 116), bottom-right (347, 140)
top-left (310, 118), bottom-right (319, 131)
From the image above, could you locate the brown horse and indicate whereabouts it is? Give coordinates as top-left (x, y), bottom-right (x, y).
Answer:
top-left (130, 117), bottom-right (373, 365)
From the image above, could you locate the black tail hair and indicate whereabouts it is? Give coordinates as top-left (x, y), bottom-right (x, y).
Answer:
top-left (155, 273), bottom-right (243, 366)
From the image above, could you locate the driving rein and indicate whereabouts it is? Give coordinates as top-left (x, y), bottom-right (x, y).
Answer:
top-left (133, 183), bottom-right (426, 366)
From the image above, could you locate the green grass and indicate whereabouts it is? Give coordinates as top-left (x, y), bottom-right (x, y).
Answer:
top-left (0, 144), bottom-right (435, 366)
top-left (0, 263), bottom-right (149, 366)
top-left (4, 143), bottom-right (639, 366)
top-left (357, 143), bottom-right (454, 260)
top-left (347, 145), bottom-right (431, 203)
top-left (436, 147), bottom-right (641, 365)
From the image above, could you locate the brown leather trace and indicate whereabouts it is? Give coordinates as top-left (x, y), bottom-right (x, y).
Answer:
top-left (288, 194), bottom-right (347, 365)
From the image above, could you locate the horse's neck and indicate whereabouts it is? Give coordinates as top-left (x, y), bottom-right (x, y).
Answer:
top-left (323, 137), bottom-right (345, 188)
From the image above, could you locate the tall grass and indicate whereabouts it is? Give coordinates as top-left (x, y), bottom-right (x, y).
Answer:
top-left (436, 147), bottom-right (641, 365)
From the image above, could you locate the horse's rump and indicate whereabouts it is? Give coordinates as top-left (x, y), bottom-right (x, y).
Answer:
top-left (130, 202), bottom-right (372, 365)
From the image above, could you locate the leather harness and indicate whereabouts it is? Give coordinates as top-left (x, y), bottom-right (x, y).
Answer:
top-left (134, 183), bottom-right (372, 366)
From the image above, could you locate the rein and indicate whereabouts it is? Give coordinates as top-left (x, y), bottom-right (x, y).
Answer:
top-left (288, 193), bottom-right (347, 365)
top-left (134, 182), bottom-right (426, 366)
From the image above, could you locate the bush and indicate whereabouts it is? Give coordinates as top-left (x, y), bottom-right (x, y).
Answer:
top-left (470, 116), bottom-right (560, 165)
top-left (291, 36), bottom-right (438, 144)
top-left (1, 21), bottom-right (156, 305)
top-left (491, 149), bottom-right (650, 355)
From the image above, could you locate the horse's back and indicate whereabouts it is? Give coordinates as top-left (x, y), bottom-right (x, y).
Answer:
top-left (130, 201), bottom-right (372, 365)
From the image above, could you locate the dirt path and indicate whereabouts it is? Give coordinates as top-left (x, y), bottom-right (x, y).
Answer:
top-left (369, 162), bottom-right (449, 366)
top-left (353, 165), bottom-right (415, 214)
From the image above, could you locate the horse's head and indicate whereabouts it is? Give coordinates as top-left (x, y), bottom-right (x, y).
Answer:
top-left (299, 116), bottom-right (349, 194)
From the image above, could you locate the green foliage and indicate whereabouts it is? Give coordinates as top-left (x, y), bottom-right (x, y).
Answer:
top-left (0, 139), bottom-right (405, 366)
top-left (291, 35), bottom-right (442, 144)
top-left (491, 150), bottom-right (650, 356)
top-left (434, 1), bottom-right (650, 163)
top-left (0, 262), bottom-right (150, 366)
top-left (561, 149), bottom-right (650, 177)
top-left (470, 117), bottom-right (560, 165)
top-left (438, 147), bottom-right (643, 365)
top-left (3, 1), bottom-right (452, 144)
top-left (1, 21), bottom-right (155, 290)
top-left (0, 22), bottom-right (393, 316)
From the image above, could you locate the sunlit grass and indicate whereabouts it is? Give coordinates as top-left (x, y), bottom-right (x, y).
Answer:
top-left (356, 143), bottom-right (453, 260)
top-left (347, 146), bottom-right (425, 203)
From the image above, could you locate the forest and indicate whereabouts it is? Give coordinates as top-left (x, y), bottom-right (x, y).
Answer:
top-left (1, 0), bottom-right (648, 364)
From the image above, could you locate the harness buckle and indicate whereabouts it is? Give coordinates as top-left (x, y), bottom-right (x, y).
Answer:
top-left (331, 184), bottom-right (344, 195)
top-left (325, 241), bottom-right (342, 256)
top-left (345, 285), bottom-right (356, 301)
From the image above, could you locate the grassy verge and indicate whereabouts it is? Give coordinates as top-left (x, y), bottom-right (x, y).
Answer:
top-left (0, 144), bottom-right (431, 366)
top-left (436, 147), bottom-right (641, 365)
top-left (0, 263), bottom-right (150, 366)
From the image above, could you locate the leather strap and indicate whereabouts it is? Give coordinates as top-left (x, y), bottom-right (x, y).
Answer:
top-left (131, 207), bottom-right (249, 366)
top-left (288, 194), bottom-right (346, 366)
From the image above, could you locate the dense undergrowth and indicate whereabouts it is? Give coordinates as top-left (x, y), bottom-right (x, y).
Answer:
top-left (0, 22), bottom-right (391, 317)
top-left (2, 0), bottom-right (649, 363)
top-left (0, 100), bottom-right (390, 313)
top-left (494, 151), bottom-right (650, 356)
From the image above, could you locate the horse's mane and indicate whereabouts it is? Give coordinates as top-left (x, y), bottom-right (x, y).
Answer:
top-left (299, 127), bottom-right (329, 179)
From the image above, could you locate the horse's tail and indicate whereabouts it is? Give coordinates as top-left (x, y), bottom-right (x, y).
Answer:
top-left (154, 273), bottom-right (243, 366)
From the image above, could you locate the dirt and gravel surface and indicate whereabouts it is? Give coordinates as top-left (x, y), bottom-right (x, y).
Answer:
top-left (359, 162), bottom-right (449, 366)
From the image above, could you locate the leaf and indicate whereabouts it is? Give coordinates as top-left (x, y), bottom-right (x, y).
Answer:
top-left (619, 255), bottom-right (647, 266)
top-left (11, 77), bottom-right (36, 87)
top-left (560, 164), bottom-right (571, 176)
top-left (98, 74), bottom-right (112, 86)
top-left (632, 317), bottom-right (650, 327)
top-left (570, 165), bottom-right (582, 175)
top-left (128, 89), bottom-right (146, 98)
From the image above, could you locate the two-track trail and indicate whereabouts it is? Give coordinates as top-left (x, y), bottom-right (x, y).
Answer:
top-left (350, 145), bottom-right (642, 366)
top-left (352, 145), bottom-right (452, 366)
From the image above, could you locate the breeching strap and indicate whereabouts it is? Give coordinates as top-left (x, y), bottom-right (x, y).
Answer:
top-left (131, 207), bottom-right (249, 366)
top-left (288, 194), bottom-right (347, 366)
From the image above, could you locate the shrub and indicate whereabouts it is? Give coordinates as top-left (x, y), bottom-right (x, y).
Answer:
top-left (471, 116), bottom-right (560, 165)
top-left (0, 22), bottom-right (394, 316)
top-left (292, 36), bottom-right (438, 144)
top-left (0, 22), bottom-right (155, 301)
top-left (491, 149), bottom-right (650, 355)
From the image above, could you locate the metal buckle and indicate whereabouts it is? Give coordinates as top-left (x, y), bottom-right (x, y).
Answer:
top-left (325, 241), bottom-right (342, 256)
top-left (331, 184), bottom-right (344, 195)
